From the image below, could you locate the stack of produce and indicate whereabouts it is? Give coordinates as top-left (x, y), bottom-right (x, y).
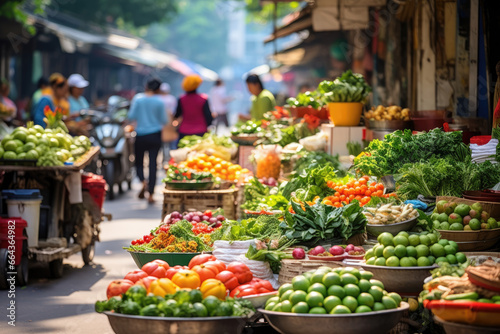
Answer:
top-left (126, 211), bottom-right (226, 252)
top-left (180, 153), bottom-right (249, 181)
top-left (265, 267), bottom-right (402, 314)
top-left (364, 231), bottom-right (467, 267)
top-left (231, 120), bottom-right (263, 137)
top-left (364, 203), bottom-right (419, 225)
top-left (322, 176), bottom-right (394, 207)
top-left (240, 178), bottom-right (288, 213)
top-left (0, 124), bottom-right (91, 166)
top-left (162, 165), bottom-right (213, 183)
top-left (177, 132), bottom-right (238, 162)
top-left (319, 70), bottom-right (372, 104)
top-left (364, 105), bottom-right (410, 121)
top-left (431, 200), bottom-right (499, 230)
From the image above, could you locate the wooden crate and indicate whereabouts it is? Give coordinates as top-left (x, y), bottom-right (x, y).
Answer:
top-left (162, 188), bottom-right (238, 221)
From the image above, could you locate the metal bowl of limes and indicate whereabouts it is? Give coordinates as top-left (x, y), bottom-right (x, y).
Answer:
top-left (365, 217), bottom-right (419, 237)
top-left (359, 264), bottom-right (435, 295)
top-left (259, 302), bottom-right (409, 334)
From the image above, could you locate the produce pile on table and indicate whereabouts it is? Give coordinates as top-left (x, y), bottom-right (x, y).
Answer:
top-left (319, 70), bottom-right (372, 104)
top-left (162, 165), bottom-right (213, 183)
top-left (431, 200), bottom-right (499, 230)
top-left (364, 105), bottom-right (410, 121)
top-left (265, 267), bottom-right (402, 314)
top-left (364, 203), bottom-right (418, 225)
top-left (364, 231), bottom-right (467, 267)
top-left (179, 153), bottom-right (248, 181)
top-left (0, 124), bottom-right (91, 166)
top-left (177, 132), bottom-right (238, 162)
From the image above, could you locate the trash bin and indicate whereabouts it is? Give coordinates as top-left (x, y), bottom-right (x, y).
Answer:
top-left (2, 190), bottom-right (43, 247)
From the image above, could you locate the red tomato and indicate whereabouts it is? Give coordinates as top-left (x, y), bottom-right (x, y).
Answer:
top-left (191, 264), bottom-right (219, 282)
top-left (227, 262), bottom-right (253, 284)
top-left (229, 284), bottom-right (257, 298)
top-left (204, 260), bottom-right (226, 272)
top-left (249, 278), bottom-right (274, 292)
top-left (215, 270), bottom-right (240, 291)
top-left (188, 254), bottom-right (217, 269)
top-left (106, 279), bottom-right (134, 299)
top-left (134, 276), bottom-right (158, 290)
top-left (203, 210), bottom-right (213, 218)
top-left (124, 269), bottom-right (148, 283)
top-left (142, 260), bottom-right (170, 278)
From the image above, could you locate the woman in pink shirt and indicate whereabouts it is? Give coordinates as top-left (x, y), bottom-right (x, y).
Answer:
top-left (174, 75), bottom-right (213, 139)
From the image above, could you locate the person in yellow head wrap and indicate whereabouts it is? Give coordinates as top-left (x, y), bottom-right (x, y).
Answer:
top-left (174, 74), bottom-right (213, 140)
top-left (32, 73), bottom-right (69, 127)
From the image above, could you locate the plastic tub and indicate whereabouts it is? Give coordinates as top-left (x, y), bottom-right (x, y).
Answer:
top-left (3, 190), bottom-right (43, 247)
top-left (327, 102), bottom-right (363, 126)
top-left (425, 299), bottom-right (500, 327)
top-left (82, 174), bottom-right (107, 210)
top-left (0, 217), bottom-right (28, 265)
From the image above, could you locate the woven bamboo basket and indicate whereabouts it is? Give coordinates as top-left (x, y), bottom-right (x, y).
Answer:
top-left (278, 259), bottom-right (359, 285)
top-left (436, 229), bottom-right (500, 251)
top-left (162, 188), bottom-right (238, 220)
top-left (436, 196), bottom-right (500, 219)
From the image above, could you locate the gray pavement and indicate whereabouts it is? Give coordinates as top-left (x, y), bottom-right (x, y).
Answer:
top-left (0, 180), bottom-right (165, 333)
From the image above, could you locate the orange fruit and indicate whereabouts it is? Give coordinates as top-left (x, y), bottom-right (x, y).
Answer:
top-left (214, 164), bottom-right (222, 172)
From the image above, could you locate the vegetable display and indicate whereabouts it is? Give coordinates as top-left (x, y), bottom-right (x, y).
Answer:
top-left (178, 132), bottom-right (235, 149)
top-left (319, 70), bottom-right (371, 104)
top-left (163, 165), bottom-right (213, 183)
top-left (282, 165), bottom-right (337, 202)
top-left (430, 200), bottom-right (499, 230)
top-left (231, 120), bottom-right (262, 136)
top-left (294, 151), bottom-right (343, 176)
top-left (265, 267), bottom-right (402, 314)
top-left (181, 153), bottom-right (248, 181)
top-left (211, 215), bottom-right (283, 242)
top-left (286, 91), bottom-right (322, 109)
top-left (364, 203), bottom-right (418, 225)
top-left (364, 231), bottom-right (467, 267)
top-left (364, 105), bottom-right (410, 121)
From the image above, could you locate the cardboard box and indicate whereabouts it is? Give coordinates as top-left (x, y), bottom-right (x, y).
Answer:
top-left (321, 124), bottom-right (365, 156)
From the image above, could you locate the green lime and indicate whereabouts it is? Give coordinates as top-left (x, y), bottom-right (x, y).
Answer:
top-left (355, 305), bottom-right (372, 313)
top-left (378, 232), bottom-right (394, 247)
top-left (393, 235), bottom-right (409, 247)
top-left (438, 239), bottom-right (449, 247)
top-left (26, 135), bottom-right (38, 145)
top-left (13, 131), bottom-right (27, 142)
top-left (22, 142), bottom-right (36, 152)
top-left (1, 135), bottom-right (13, 146)
top-left (409, 257), bottom-right (418, 266)
top-left (433, 221), bottom-right (441, 229)
top-left (281, 289), bottom-right (294, 302)
top-left (448, 241), bottom-right (458, 251)
top-left (331, 305), bottom-right (351, 314)
top-left (266, 296), bottom-right (280, 307)
top-left (3, 151), bottom-right (16, 160)
top-left (399, 257), bottom-right (412, 267)
top-left (449, 223), bottom-right (463, 231)
top-left (344, 284), bottom-right (360, 298)
top-left (417, 256), bottom-right (431, 267)
top-left (358, 279), bottom-right (372, 292)
top-left (359, 271), bottom-right (373, 280)
top-left (357, 292), bottom-right (375, 308)
top-left (302, 272), bottom-right (314, 282)
top-left (317, 266), bottom-right (333, 273)
top-left (415, 245), bottom-right (430, 257)
top-left (38, 138), bottom-right (49, 146)
top-left (292, 276), bottom-right (310, 292)
top-left (281, 300), bottom-right (293, 312)
top-left (289, 291), bottom-right (307, 305)
top-left (49, 138), bottom-right (59, 148)
top-left (309, 307), bottom-right (327, 314)
top-left (340, 273), bottom-right (358, 286)
top-left (382, 296), bottom-right (398, 309)
top-left (435, 256), bottom-right (448, 264)
top-left (370, 279), bottom-right (385, 290)
top-left (202, 296), bottom-right (220, 315)
top-left (368, 286), bottom-right (384, 302)
top-left (439, 222), bottom-right (450, 230)
top-left (427, 256), bottom-right (436, 265)
top-left (322, 272), bottom-right (341, 288)
top-left (15, 146), bottom-right (24, 155)
top-left (308, 283), bottom-right (327, 297)
top-left (397, 231), bottom-right (410, 239)
top-left (291, 302), bottom-right (309, 313)
top-left (193, 302), bottom-right (208, 317)
top-left (388, 293), bottom-right (402, 307)
top-left (374, 257), bottom-right (387, 266)
top-left (327, 285), bottom-right (345, 299)
top-left (428, 233), bottom-right (438, 244)
top-left (373, 302), bottom-right (385, 311)
top-left (366, 257), bottom-right (376, 265)
top-left (456, 252), bottom-right (467, 264)
top-left (364, 249), bottom-right (375, 259)
top-left (383, 246), bottom-right (395, 258)
top-left (446, 254), bottom-right (457, 264)
top-left (385, 256), bottom-right (400, 267)
top-left (341, 267), bottom-right (361, 280)
top-left (374, 245), bottom-right (385, 257)
top-left (408, 235), bottom-right (420, 246)
top-left (310, 271), bottom-right (327, 284)
top-left (342, 296), bottom-right (358, 312)
top-left (3, 140), bottom-right (18, 152)
top-left (26, 150), bottom-right (39, 160)
top-left (323, 296), bottom-right (342, 313)
top-left (272, 302), bottom-right (282, 312)
top-left (306, 291), bottom-right (324, 308)
top-left (444, 245), bottom-right (455, 255)
top-left (430, 244), bottom-right (445, 257)
top-left (394, 245), bottom-right (407, 258)
top-left (17, 152), bottom-right (26, 160)
top-left (406, 246), bottom-right (417, 258)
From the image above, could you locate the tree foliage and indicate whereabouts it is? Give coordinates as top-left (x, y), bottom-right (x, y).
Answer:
top-left (244, 0), bottom-right (301, 23)
top-left (0, 0), bottom-right (47, 34)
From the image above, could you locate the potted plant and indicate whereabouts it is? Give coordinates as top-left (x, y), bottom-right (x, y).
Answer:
top-left (319, 70), bottom-right (371, 126)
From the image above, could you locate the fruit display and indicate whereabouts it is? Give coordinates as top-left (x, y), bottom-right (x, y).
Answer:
top-left (180, 153), bottom-right (250, 181)
top-left (265, 267), bottom-right (402, 314)
top-left (306, 244), bottom-right (366, 260)
top-left (163, 165), bottom-right (213, 183)
top-left (365, 203), bottom-right (418, 225)
top-left (364, 231), bottom-right (467, 267)
top-left (0, 124), bottom-right (91, 166)
top-left (364, 105), bottom-right (410, 121)
top-left (323, 176), bottom-right (396, 207)
top-left (431, 200), bottom-right (499, 231)
top-left (177, 133), bottom-right (238, 162)
top-left (231, 120), bottom-right (263, 136)
top-left (126, 211), bottom-right (226, 252)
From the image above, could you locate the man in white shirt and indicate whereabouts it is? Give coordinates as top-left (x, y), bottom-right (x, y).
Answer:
top-left (209, 79), bottom-right (231, 131)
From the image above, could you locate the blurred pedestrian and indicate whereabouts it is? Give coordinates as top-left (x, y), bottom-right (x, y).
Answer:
top-left (158, 83), bottom-right (178, 162)
top-left (174, 74), bottom-right (213, 139)
top-left (32, 73), bottom-right (69, 127)
top-left (127, 78), bottom-right (167, 203)
top-left (30, 77), bottom-right (49, 114)
top-left (68, 73), bottom-right (90, 115)
top-left (0, 78), bottom-right (17, 121)
top-left (245, 74), bottom-right (275, 121)
top-left (210, 79), bottom-right (232, 132)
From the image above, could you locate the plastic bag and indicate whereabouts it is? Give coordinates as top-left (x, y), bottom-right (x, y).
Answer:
top-left (253, 145), bottom-right (281, 179)
top-left (299, 131), bottom-right (328, 151)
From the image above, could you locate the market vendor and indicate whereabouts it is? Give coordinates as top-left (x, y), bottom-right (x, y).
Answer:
top-left (33, 73), bottom-right (69, 127)
top-left (174, 74), bottom-right (213, 139)
top-left (245, 74), bottom-right (276, 121)
top-left (68, 73), bottom-right (90, 116)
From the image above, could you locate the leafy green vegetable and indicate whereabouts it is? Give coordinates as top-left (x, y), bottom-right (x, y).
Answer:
top-left (286, 91), bottom-right (322, 109)
top-left (241, 177), bottom-right (270, 211)
top-left (319, 70), bottom-right (371, 104)
top-left (245, 236), bottom-right (295, 274)
top-left (163, 165), bottom-right (213, 182)
top-left (282, 165), bottom-right (337, 201)
top-left (178, 133), bottom-right (236, 148)
top-left (215, 215), bottom-right (283, 242)
top-left (294, 151), bottom-right (344, 176)
top-left (281, 200), bottom-right (367, 244)
top-left (231, 120), bottom-right (262, 136)
top-left (354, 129), bottom-right (465, 177)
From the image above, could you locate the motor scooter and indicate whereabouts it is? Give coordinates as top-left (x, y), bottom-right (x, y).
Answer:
top-left (80, 96), bottom-right (135, 200)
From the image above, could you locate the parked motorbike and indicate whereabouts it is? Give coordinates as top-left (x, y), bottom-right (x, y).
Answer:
top-left (80, 96), bottom-right (135, 200)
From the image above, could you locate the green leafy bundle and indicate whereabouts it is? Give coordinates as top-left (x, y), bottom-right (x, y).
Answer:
top-left (354, 129), bottom-right (465, 177)
top-left (169, 220), bottom-right (212, 251)
top-left (282, 165), bottom-right (337, 201)
top-left (214, 215), bottom-right (283, 242)
top-left (241, 177), bottom-right (270, 211)
top-left (294, 151), bottom-right (344, 176)
top-left (319, 70), bottom-right (371, 103)
top-left (281, 201), bottom-right (367, 243)
top-left (286, 91), bottom-right (322, 109)
top-left (178, 133), bottom-right (236, 148)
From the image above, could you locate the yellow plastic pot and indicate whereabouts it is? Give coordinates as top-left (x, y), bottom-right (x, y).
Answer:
top-left (327, 102), bottom-right (363, 126)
